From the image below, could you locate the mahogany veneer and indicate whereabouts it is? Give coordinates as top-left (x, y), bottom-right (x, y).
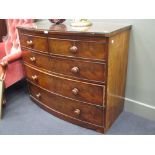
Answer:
top-left (18, 20), bottom-right (131, 133)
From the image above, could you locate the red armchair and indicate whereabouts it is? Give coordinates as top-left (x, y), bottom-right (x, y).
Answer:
top-left (0, 19), bottom-right (33, 117)
top-left (0, 19), bottom-right (33, 88)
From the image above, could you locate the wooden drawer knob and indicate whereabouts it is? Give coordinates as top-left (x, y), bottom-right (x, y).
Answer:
top-left (36, 93), bottom-right (41, 99)
top-left (30, 57), bottom-right (36, 62)
top-left (70, 45), bottom-right (78, 53)
top-left (71, 67), bottom-right (79, 74)
top-left (74, 109), bottom-right (81, 116)
top-left (32, 75), bottom-right (38, 81)
top-left (26, 40), bottom-right (33, 46)
top-left (72, 88), bottom-right (79, 95)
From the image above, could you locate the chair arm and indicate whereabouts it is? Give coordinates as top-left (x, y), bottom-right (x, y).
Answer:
top-left (0, 51), bottom-right (22, 67)
top-left (0, 61), bottom-right (7, 68)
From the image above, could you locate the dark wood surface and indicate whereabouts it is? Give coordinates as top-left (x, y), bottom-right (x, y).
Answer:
top-left (105, 30), bottom-right (130, 132)
top-left (30, 95), bottom-right (105, 133)
top-left (29, 82), bottom-right (104, 126)
top-left (49, 55), bottom-right (106, 83)
top-left (22, 50), bottom-right (106, 83)
top-left (0, 19), bottom-right (7, 42)
top-left (22, 50), bottom-right (51, 70)
top-left (18, 21), bottom-right (131, 133)
top-left (24, 64), bottom-right (105, 106)
top-left (17, 20), bottom-right (131, 37)
top-left (19, 33), bottom-right (48, 53)
top-left (48, 37), bottom-right (107, 60)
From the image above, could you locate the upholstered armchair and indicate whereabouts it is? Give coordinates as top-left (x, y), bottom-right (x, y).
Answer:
top-left (0, 19), bottom-right (33, 118)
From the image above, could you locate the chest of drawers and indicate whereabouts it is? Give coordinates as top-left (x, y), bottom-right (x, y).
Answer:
top-left (18, 20), bottom-right (131, 133)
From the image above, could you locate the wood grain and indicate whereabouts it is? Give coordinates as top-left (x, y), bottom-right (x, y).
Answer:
top-left (19, 33), bottom-right (48, 53)
top-left (49, 55), bottom-right (106, 83)
top-left (22, 50), bottom-right (106, 83)
top-left (29, 83), bottom-right (104, 126)
top-left (25, 64), bottom-right (105, 106)
top-left (17, 20), bottom-right (131, 37)
top-left (48, 38), bottom-right (107, 61)
top-left (105, 30), bottom-right (130, 131)
top-left (18, 22), bottom-right (131, 133)
top-left (30, 95), bottom-right (105, 133)
top-left (22, 50), bottom-right (51, 71)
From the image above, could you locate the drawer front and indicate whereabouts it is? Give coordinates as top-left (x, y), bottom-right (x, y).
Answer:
top-left (29, 83), bottom-right (104, 126)
top-left (25, 65), bottom-right (104, 106)
top-left (50, 56), bottom-right (106, 83)
top-left (48, 38), bottom-right (107, 60)
top-left (22, 50), bottom-right (51, 71)
top-left (20, 34), bottom-right (48, 52)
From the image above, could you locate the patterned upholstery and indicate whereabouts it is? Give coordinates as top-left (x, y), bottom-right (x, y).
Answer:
top-left (0, 19), bottom-right (33, 88)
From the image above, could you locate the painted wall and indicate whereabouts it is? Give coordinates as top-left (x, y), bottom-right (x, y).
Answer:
top-left (91, 19), bottom-right (155, 120)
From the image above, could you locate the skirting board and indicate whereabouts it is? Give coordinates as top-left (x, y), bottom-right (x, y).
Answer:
top-left (125, 98), bottom-right (155, 121)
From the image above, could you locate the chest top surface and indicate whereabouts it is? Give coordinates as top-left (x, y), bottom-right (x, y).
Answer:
top-left (17, 20), bottom-right (131, 37)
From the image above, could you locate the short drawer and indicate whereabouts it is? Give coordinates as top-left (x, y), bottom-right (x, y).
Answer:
top-left (22, 50), bottom-right (51, 71)
top-left (50, 56), bottom-right (106, 83)
top-left (29, 83), bottom-right (104, 126)
top-left (19, 33), bottom-right (48, 52)
top-left (25, 65), bottom-right (105, 106)
top-left (48, 38), bottom-right (107, 61)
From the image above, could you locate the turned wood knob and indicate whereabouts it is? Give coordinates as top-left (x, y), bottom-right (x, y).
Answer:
top-left (26, 40), bottom-right (33, 46)
top-left (70, 45), bottom-right (78, 53)
top-left (71, 67), bottom-right (79, 74)
top-left (72, 88), bottom-right (79, 95)
top-left (30, 57), bottom-right (36, 62)
top-left (36, 93), bottom-right (41, 99)
top-left (74, 109), bottom-right (81, 116)
top-left (32, 75), bottom-right (38, 81)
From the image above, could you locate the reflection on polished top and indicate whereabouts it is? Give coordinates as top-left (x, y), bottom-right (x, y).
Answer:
top-left (17, 20), bottom-right (131, 37)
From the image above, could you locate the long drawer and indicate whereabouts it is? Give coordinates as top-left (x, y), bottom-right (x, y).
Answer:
top-left (24, 64), bottom-right (105, 106)
top-left (48, 38), bottom-right (107, 61)
top-left (29, 83), bottom-right (104, 126)
top-left (22, 50), bottom-right (106, 83)
top-left (50, 56), bottom-right (106, 83)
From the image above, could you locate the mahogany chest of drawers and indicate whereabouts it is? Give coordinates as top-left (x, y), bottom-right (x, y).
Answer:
top-left (18, 20), bottom-right (131, 133)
